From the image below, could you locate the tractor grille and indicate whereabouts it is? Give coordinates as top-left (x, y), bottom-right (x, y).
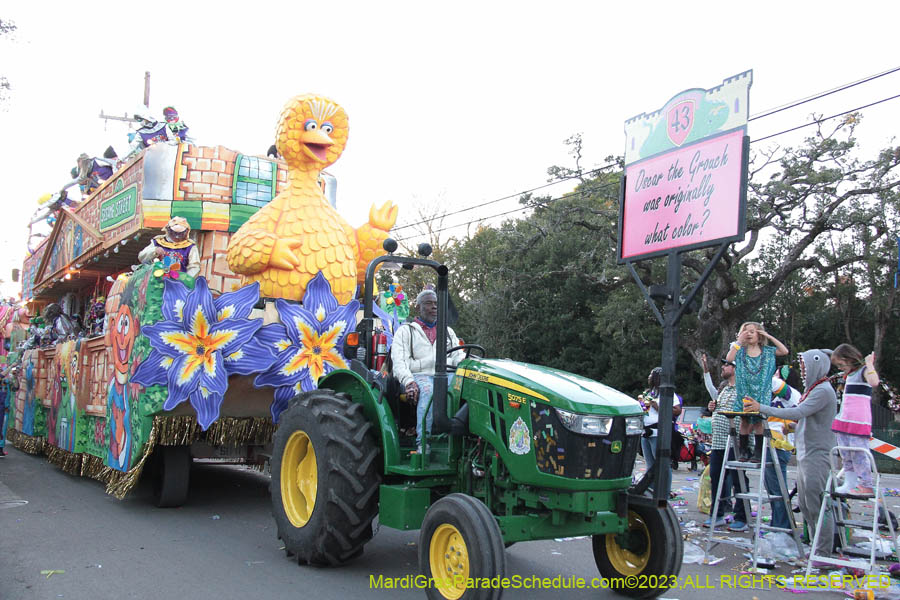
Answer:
top-left (531, 405), bottom-right (639, 480)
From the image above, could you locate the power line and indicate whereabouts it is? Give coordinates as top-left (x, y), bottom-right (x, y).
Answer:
top-left (391, 161), bottom-right (618, 233)
top-left (394, 68), bottom-right (899, 237)
top-left (749, 65), bottom-right (900, 121)
top-left (396, 87), bottom-right (900, 241)
top-left (753, 92), bottom-right (900, 143)
top-left (395, 179), bottom-right (620, 242)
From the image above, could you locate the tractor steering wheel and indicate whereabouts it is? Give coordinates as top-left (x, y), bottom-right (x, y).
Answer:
top-left (446, 344), bottom-right (486, 372)
top-left (447, 344), bottom-right (486, 359)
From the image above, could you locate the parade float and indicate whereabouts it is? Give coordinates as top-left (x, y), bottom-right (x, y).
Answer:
top-left (7, 93), bottom-right (397, 506)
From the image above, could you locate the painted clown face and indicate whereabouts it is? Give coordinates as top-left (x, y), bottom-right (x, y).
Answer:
top-left (112, 305), bottom-right (137, 376)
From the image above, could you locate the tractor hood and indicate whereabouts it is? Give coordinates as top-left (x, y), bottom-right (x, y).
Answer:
top-left (458, 358), bottom-right (642, 417)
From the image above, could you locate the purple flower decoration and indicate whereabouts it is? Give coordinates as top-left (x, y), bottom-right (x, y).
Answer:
top-left (254, 272), bottom-right (359, 422)
top-left (132, 278), bottom-right (263, 429)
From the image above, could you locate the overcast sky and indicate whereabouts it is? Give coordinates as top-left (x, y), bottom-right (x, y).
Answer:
top-left (1, 1), bottom-right (897, 299)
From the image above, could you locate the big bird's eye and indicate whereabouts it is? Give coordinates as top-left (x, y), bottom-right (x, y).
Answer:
top-left (321, 122), bottom-right (333, 134)
top-left (304, 119), bottom-right (318, 131)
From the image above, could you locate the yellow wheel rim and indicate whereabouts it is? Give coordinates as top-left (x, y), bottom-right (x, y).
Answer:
top-left (429, 523), bottom-right (470, 600)
top-left (605, 510), bottom-right (651, 576)
top-left (281, 430), bottom-right (318, 528)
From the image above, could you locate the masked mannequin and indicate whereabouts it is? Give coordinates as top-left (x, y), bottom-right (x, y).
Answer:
top-left (138, 216), bottom-right (200, 278)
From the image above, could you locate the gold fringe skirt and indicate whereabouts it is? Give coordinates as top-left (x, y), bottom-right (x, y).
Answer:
top-left (7, 429), bottom-right (45, 454)
top-left (6, 416), bottom-right (274, 500)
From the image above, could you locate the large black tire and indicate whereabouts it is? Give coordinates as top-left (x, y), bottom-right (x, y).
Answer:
top-left (272, 390), bottom-right (381, 566)
top-left (419, 494), bottom-right (505, 600)
top-left (153, 445), bottom-right (192, 508)
top-left (660, 503), bottom-right (683, 580)
top-left (592, 503), bottom-right (682, 599)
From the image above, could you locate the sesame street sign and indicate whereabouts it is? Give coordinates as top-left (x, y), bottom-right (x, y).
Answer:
top-left (618, 71), bottom-right (752, 262)
top-left (99, 184), bottom-right (139, 232)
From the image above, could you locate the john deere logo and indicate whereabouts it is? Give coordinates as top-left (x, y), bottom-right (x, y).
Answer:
top-left (610, 440), bottom-right (623, 454)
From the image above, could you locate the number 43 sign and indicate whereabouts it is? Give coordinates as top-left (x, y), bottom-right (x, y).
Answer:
top-left (619, 71), bottom-right (753, 262)
top-left (667, 100), bottom-right (694, 146)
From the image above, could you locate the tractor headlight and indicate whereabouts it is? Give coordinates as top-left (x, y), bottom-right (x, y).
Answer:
top-left (555, 408), bottom-right (613, 436)
top-left (625, 416), bottom-right (645, 436)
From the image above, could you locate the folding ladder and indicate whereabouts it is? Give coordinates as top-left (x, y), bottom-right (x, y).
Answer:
top-left (806, 446), bottom-right (899, 577)
top-left (704, 414), bottom-right (805, 570)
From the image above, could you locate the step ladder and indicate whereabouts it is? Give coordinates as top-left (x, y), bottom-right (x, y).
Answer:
top-left (703, 413), bottom-right (805, 570)
top-left (806, 446), bottom-right (899, 577)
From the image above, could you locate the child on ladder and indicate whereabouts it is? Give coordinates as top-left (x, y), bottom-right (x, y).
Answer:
top-left (830, 344), bottom-right (880, 496)
top-left (726, 322), bottom-right (789, 462)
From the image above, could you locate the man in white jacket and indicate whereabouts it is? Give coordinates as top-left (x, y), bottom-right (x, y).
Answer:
top-left (390, 288), bottom-right (466, 452)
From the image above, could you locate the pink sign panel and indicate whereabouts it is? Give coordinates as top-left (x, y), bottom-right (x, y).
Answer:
top-left (620, 128), bottom-right (745, 260)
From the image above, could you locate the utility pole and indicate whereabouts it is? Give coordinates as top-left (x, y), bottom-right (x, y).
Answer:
top-left (98, 71), bottom-right (150, 129)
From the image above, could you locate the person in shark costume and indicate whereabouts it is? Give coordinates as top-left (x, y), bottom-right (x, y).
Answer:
top-left (747, 349), bottom-right (836, 560)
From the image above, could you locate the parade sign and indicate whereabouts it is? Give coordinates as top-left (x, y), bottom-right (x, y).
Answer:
top-left (99, 183), bottom-right (138, 232)
top-left (618, 71), bottom-right (752, 262)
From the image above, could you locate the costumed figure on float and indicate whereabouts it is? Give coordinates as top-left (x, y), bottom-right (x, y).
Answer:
top-left (62, 149), bottom-right (119, 196)
top-left (138, 216), bottom-right (200, 278)
top-left (162, 106), bottom-right (190, 142)
top-left (125, 107), bottom-right (179, 161)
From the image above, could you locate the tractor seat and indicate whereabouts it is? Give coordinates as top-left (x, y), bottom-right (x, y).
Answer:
top-left (349, 359), bottom-right (415, 434)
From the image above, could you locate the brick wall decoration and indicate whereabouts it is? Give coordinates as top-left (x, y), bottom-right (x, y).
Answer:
top-left (197, 230), bottom-right (243, 294)
top-left (178, 145), bottom-right (239, 202)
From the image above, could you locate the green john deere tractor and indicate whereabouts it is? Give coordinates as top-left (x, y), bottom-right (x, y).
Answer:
top-left (270, 240), bottom-right (683, 599)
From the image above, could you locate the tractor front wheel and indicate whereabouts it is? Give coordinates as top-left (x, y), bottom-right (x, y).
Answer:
top-left (592, 503), bottom-right (682, 599)
top-left (271, 390), bottom-right (381, 566)
top-left (419, 494), bottom-right (505, 600)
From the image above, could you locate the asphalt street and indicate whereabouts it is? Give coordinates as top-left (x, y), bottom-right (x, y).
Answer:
top-left (2, 448), bottom-right (899, 600)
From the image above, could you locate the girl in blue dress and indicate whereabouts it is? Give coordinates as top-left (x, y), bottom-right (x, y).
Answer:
top-left (726, 322), bottom-right (789, 462)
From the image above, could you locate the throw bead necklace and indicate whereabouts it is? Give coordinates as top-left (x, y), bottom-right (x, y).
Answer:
top-left (740, 347), bottom-right (765, 375)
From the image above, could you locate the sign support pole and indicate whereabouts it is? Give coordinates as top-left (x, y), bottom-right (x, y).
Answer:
top-left (628, 242), bottom-right (728, 503)
top-left (653, 251), bottom-right (680, 502)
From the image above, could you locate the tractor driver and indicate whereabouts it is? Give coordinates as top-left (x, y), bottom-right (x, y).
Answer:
top-left (390, 288), bottom-right (466, 453)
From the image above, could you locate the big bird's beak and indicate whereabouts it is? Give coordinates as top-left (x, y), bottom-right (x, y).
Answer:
top-left (300, 129), bottom-right (334, 163)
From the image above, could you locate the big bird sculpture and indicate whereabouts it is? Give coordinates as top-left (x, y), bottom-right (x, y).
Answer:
top-left (226, 94), bottom-right (398, 303)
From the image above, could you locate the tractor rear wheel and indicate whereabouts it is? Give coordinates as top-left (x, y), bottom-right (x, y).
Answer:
top-left (418, 494), bottom-right (505, 600)
top-left (592, 503), bottom-right (682, 599)
top-left (271, 390), bottom-right (381, 566)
